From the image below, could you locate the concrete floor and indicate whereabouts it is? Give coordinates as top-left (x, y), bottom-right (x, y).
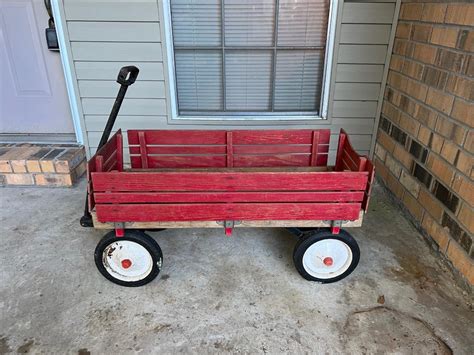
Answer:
top-left (0, 182), bottom-right (472, 354)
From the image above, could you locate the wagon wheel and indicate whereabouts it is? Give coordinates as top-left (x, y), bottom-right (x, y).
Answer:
top-left (94, 230), bottom-right (162, 287)
top-left (293, 229), bottom-right (360, 283)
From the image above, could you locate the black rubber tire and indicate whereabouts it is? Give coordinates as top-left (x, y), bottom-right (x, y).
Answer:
top-left (293, 229), bottom-right (360, 283)
top-left (94, 230), bottom-right (163, 287)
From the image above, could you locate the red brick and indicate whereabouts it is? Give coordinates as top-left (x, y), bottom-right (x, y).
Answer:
top-left (445, 4), bottom-right (474, 26)
top-left (390, 55), bottom-right (404, 72)
top-left (430, 27), bottom-right (458, 48)
top-left (402, 60), bottom-right (424, 81)
top-left (411, 24), bottom-right (432, 43)
top-left (400, 3), bottom-right (423, 21)
top-left (427, 154), bottom-right (454, 186)
top-left (446, 241), bottom-right (474, 285)
top-left (385, 154), bottom-right (402, 178)
top-left (398, 112), bottom-right (420, 137)
top-left (436, 49), bottom-right (466, 73)
top-left (457, 29), bottom-right (474, 52)
top-left (5, 174), bottom-right (34, 185)
top-left (34, 174), bottom-right (73, 187)
top-left (412, 43), bottom-right (437, 64)
top-left (430, 133), bottom-right (444, 154)
top-left (457, 203), bottom-right (474, 234)
top-left (396, 22), bottom-right (411, 39)
top-left (26, 160), bottom-right (41, 173)
top-left (418, 126), bottom-right (432, 146)
top-left (377, 130), bottom-right (395, 154)
top-left (446, 74), bottom-right (474, 101)
top-left (452, 174), bottom-right (474, 207)
top-left (464, 131), bottom-right (473, 154)
top-left (386, 171), bottom-right (405, 199)
top-left (425, 88), bottom-right (454, 115)
top-left (403, 191), bottom-right (424, 222)
top-left (419, 189), bottom-right (444, 221)
top-left (0, 160), bottom-right (12, 173)
top-left (393, 144), bottom-right (413, 170)
top-left (422, 213), bottom-right (449, 252)
top-left (451, 98), bottom-right (473, 126)
top-left (455, 151), bottom-right (473, 177)
top-left (422, 4), bottom-right (447, 23)
top-left (440, 141), bottom-right (459, 165)
top-left (40, 160), bottom-right (55, 173)
top-left (10, 160), bottom-right (27, 173)
top-left (414, 105), bottom-right (437, 127)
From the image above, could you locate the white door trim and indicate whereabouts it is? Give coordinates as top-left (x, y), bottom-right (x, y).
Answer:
top-left (51, 0), bottom-right (85, 146)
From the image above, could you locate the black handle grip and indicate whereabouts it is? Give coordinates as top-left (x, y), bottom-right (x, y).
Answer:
top-left (117, 66), bottom-right (139, 86)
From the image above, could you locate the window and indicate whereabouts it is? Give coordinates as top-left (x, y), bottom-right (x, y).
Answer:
top-left (166, 0), bottom-right (335, 119)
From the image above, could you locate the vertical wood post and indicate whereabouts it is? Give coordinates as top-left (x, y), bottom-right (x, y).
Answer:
top-left (335, 130), bottom-right (347, 171)
top-left (138, 131), bottom-right (148, 169)
top-left (310, 131), bottom-right (320, 166)
top-left (116, 131), bottom-right (123, 172)
top-left (226, 131), bottom-right (233, 168)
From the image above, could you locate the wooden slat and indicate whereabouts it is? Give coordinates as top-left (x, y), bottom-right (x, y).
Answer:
top-left (71, 42), bottom-right (162, 62)
top-left (233, 145), bottom-right (311, 154)
top-left (128, 130), bottom-right (227, 145)
top-left (335, 64), bottom-right (384, 83)
top-left (232, 130), bottom-right (326, 145)
top-left (342, 3), bottom-right (395, 24)
top-left (129, 145), bottom-right (226, 155)
top-left (340, 24), bottom-right (391, 44)
top-left (131, 155), bottom-right (227, 169)
top-left (67, 22), bottom-right (161, 42)
top-left (233, 154), bottom-right (311, 167)
top-left (226, 132), bottom-right (233, 168)
top-left (95, 203), bottom-right (362, 222)
top-left (91, 171), bottom-right (369, 192)
top-left (94, 191), bottom-right (365, 204)
top-left (138, 132), bottom-right (148, 169)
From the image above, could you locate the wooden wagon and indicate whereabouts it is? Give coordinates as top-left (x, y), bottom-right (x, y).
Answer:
top-left (85, 128), bottom-right (374, 286)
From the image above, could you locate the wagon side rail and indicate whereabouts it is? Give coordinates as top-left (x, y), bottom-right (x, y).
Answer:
top-left (335, 129), bottom-right (375, 211)
top-left (87, 130), bottom-right (123, 211)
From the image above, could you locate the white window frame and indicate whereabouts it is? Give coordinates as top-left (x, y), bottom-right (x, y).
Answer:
top-left (162, 0), bottom-right (338, 121)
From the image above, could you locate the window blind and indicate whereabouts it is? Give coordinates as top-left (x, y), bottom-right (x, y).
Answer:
top-left (170, 0), bottom-right (330, 116)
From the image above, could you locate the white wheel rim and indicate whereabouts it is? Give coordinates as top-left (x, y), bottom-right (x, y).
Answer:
top-left (302, 239), bottom-right (353, 279)
top-left (102, 240), bottom-right (154, 282)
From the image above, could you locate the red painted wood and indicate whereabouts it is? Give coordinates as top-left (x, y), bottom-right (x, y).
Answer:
top-left (232, 130), bottom-right (329, 145)
top-left (95, 202), bottom-right (361, 222)
top-left (94, 191), bottom-right (365, 204)
top-left (233, 154), bottom-right (311, 167)
top-left (138, 131), bottom-right (148, 169)
top-left (95, 155), bottom-right (104, 173)
top-left (116, 131), bottom-right (123, 172)
top-left (130, 155), bottom-right (227, 169)
top-left (128, 130), bottom-right (227, 145)
top-left (362, 159), bottom-right (375, 211)
top-left (335, 130), bottom-right (347, 171)
top-left (95, 133), bottom-right (118, 161)
top-left (226, 132), bottom-right (233, 168)
top-left (91, 171), bottom-right (369, 192)
top-left (233, 144), bottom-right (311, 154)
top-left (310, 131), bottom-right (319, 166)
top-left (129, 145), bottom-right (226, 155)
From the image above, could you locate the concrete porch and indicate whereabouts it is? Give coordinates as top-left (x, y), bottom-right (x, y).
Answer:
top-left (0, 182), bottom-right (472, 354)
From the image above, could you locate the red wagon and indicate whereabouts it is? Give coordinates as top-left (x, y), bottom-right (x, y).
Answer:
top-left (85, 127), bottom-right (374, 286)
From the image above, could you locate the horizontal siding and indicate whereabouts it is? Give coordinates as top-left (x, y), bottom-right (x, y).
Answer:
top-left (338, 45), bottom-right (388, 64)
top-left (342, 3), bottom-right (396, 24)
top-left (332, 101), bottom-right (378, 118)
top-left (75, 62), bottom-right (164, 81)
top-left (68, 22), bottom-right (161, 42)
top-left (84, 115), bottom-right (168, 131)
top-left (78, 81), bottom-right (166, 99)
top-left (335, 64), bottom-right (384, 83)
top-left (334, 83), bottom-right (381, 101)
top-left (81, 98), bottom-right (166, 115)
top-left (71, 42), bottom-right (162, 62)
top-left (64, 0), bottom-right (160, 21)
top-left (340, 24), bottom-right (391, 44)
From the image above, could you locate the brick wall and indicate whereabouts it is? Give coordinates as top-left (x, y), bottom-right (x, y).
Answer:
top-left (375, 1), bottom-right (473, 285)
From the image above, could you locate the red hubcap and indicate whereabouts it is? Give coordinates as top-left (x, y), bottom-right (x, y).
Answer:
top-left (323, 257), bottom-right (333, 266)
top-left (121, 259), bottom-right (132, 269)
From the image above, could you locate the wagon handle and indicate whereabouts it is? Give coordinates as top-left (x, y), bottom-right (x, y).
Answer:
top-left (80, 66), bottom-right (139, 227)
top-left (117, 66), bottom-right (139, 86)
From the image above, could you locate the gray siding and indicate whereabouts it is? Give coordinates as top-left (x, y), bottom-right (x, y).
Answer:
top-left (61, 0), bottom-right (398, 162)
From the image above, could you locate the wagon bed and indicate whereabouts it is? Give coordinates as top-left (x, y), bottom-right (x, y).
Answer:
top-left (86, 128), bottom-right (374, 232)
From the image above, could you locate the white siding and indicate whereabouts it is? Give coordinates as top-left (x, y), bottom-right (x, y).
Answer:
top-left (61, 0), bottom-right (398, 161)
